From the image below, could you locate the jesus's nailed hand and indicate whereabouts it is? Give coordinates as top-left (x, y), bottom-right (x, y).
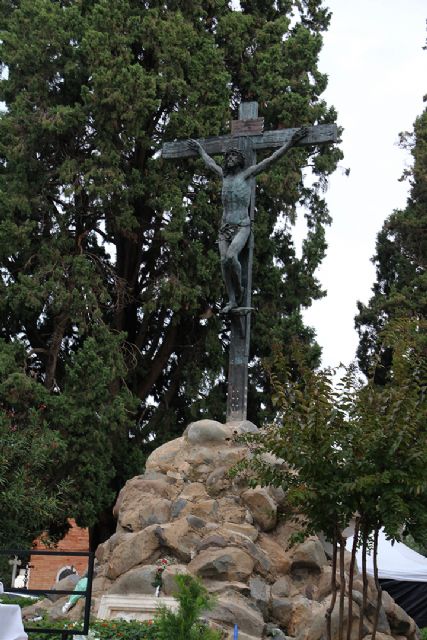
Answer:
top-left (188, 138), bottom-right (203, 153)
top-left (292, 126), bottom-right (309, 143)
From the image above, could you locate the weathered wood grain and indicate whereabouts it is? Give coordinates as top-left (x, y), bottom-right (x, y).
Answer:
top-left (231, 117), bottom-right (264, 136)
top-left (161, 124), bottom-right (337, 159)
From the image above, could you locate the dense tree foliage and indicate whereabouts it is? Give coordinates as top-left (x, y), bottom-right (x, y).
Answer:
top-left (0, 340), bottom-right (70, 553)
top-left (0, 325), bottom-right (138, 552)
top-left (0, 0), bottom-right (340, 544)
top-left (355, 106), bottom-right (427, 381)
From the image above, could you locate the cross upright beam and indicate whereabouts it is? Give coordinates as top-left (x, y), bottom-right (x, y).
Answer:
top-left (225, 102), bottom-right (257, 422)
top-left (162, 104), bottom-right (337, 423)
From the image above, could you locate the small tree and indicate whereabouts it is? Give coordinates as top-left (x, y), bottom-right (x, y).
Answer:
top-left (237, 321), bottom-right (427, 640)
top-left (154, 574), bottom-right (222, 640)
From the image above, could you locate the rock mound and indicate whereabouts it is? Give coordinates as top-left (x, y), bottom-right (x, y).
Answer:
top-left (93, 419), bottom-right (419, 640)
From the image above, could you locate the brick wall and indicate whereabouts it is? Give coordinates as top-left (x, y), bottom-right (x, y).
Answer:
top-left (29, 519), bottom-right (89, 589)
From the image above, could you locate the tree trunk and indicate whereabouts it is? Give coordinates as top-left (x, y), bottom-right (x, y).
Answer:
top-left (137, 321), bottom-right (178, 400)
top-left (326, 531), bottom-right (338, 640)
top-left (347, 518), bottom-right (360, 640)
top-left (338, 534), bottom-right (346, 640)
top-left (358, 529), bottom-right (368, 640)
top-left (371, 528), bottom-right (383, 640)
top-left (45, 312), bottom-right (68, 390)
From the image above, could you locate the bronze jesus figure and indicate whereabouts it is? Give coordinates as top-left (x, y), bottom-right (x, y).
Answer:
top-left (189, 126), bottom-right (307, 314)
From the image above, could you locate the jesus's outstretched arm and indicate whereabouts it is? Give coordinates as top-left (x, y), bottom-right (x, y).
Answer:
top-left (188, 139), bottom-right (223, 178)
top-left (243, 126), bottom-right (308, 179)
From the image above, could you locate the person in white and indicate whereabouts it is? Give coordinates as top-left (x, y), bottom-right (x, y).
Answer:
top-left (0, 582), bottom-right (29, 640)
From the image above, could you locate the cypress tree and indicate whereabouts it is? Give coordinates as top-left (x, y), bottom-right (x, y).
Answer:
top-left (355, 107), bottom-right (427, 381)
top-left (0, 0), bottom-right (340, 544)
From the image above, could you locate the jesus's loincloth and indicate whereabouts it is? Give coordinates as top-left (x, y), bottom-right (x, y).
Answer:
top-left (218, 221), bottom-right (251, 243)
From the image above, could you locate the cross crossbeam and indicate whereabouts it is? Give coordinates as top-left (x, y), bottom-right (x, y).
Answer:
top-left (162, 123), bottom-right (337, 159)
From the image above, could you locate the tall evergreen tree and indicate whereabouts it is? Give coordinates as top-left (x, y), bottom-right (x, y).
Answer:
top-left (355, 106), bottom-right (427, 381)
top-left (0, 0), bottom-right (340, 543)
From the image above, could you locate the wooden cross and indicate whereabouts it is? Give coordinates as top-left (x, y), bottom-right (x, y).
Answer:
top-left (162, 102), bottom-right (337, 422)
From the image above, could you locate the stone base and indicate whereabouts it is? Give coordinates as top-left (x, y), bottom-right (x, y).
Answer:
top-left (95, 418), bottom-right (419, 640)
top-left (97, 594), bottom-right (178, 622)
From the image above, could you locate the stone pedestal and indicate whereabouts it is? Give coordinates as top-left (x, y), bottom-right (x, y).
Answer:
top-left (97, 594), bottom-right (178, 622)
top-left (92, 419), bottom-right (419, 640)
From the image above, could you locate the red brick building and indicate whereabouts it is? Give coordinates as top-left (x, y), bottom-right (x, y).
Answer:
top-left (28, 519), bottom-right (89, 589)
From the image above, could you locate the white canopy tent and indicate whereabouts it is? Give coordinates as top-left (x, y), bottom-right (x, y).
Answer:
top-left (346, 530), bottom-right (427, 627)
top-left (347, 529), bottom-right (427, 582)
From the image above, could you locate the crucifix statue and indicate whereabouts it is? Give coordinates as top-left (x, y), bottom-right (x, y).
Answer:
top-left (162, 102), bottom-right (337, 422)
top-left (187, 126), bottom-right (307, 314)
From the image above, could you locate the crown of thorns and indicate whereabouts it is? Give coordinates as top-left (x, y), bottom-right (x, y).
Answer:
top-left (224, 147), bottom-right (245, 161)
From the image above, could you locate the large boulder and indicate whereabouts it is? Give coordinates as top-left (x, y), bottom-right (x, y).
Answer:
top-left (179, 482), bottom-right (210, 501)
top-left (257, 534), bottom-right (291, 576)
top-left (351, 591), bottom-right (391, 635)
top-left (113, 476), bottom-right (179, 518)
top-left (145, 438), bottom-right (184, 474)
top-left (242, 488), bottom-right (278, 531)
top-left (387, 602), bottom-right (417, 636)
top-left (21, 598), bottom-right (53, 621)
top-left (185, 420), bottom-right (231, 444)
top-left (271, 596), bottom-right (293, 627)
top-left (290, 539), bottom-right (328, 574)
top-left (188, 547), bottom-right (255, 581)
top-left (250, 575), bottom-right (271, 619)
top-left (221, 522), bottom-right (259, 542)
top-left (108, 565), bottom-right (157, 595)
top-left (206, 466), bottom-right (234, 495)
top-left (107, 525), bottom-right (160, 579)
top-left (206, 592), bottom-right (265, 638)
top-left (217, 495), bottom-right (248, 523)
top-left (288, 596), bottom-right (323, 637)
top-left (154, 518), bottom-right (202, 561)
top-left (271, 576), bottom-right (291, 598)
top-left (119, 495), bottom-right (172, 532)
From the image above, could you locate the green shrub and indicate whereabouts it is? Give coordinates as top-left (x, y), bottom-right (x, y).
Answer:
top-left (25, 616), bottom-right (84, 640)
top-left (91, 618), bottom-right (159, 640)
top-left (25, 618), bottom-right (157, 640)
top-left (0, 594), bottom-right (40, 607)
top-left (154, 574), bottom-right (223, 640)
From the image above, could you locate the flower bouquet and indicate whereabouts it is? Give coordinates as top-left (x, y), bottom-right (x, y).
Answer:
top-left (151, 558), bottom-right (171, 596)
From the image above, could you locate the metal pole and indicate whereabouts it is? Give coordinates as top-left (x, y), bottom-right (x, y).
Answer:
top-left (83, 551), bottom-right (95, 634)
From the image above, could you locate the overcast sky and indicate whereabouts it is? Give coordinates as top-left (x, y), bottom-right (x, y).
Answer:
top-left (298, 1), bottom-right (426, 369)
